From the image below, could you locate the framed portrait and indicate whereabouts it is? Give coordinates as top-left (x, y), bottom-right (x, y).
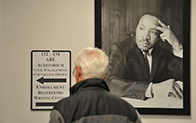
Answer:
top-left (95, 0), bottom-right (190, 115)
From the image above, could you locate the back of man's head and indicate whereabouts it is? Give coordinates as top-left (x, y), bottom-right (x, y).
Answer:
top-left (74, 47), bottom-right (108, 80)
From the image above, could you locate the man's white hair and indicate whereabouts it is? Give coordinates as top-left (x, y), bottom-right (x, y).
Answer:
top-left (74, 47), bottom-right (108, 79)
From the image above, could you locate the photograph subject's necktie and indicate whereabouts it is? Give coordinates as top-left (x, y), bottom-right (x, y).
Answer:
top-left (143, 50), bottom-right (149, 62)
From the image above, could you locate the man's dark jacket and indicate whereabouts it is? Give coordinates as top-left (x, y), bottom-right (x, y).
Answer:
top-left (49, 78), bottom-right (142, 123)
top-left (123, 43), bottom-right (183, 82)
top-left (106, 37), bottom-right (183, 100)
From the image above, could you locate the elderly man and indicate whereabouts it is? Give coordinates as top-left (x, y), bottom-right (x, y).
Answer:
top-left (49, 47), bottom-right (142, 123)
top-left (106, 13), bottom-right (183, 100)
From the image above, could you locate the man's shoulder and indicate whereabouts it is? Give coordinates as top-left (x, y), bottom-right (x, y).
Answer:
top-left (103, 92), bottom-right (136, 109)
top-left (154, 44), bottom-right (174, 56)
top-left (53, 97), bottom-right (70, 110)
top-left (125, 45), bottom-right (140, 59)
top-left (110, 37), bottom-right (135, 55)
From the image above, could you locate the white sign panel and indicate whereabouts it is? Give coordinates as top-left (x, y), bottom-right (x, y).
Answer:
top-left (31, 50), bottom-right (71, 110)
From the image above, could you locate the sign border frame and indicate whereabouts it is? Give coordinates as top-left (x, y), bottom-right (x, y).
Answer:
top-left (31, 50), bottom-right (71, 111)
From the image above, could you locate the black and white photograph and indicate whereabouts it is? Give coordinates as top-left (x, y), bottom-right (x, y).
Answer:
top-left (95, 0), bottom-right (190, 115)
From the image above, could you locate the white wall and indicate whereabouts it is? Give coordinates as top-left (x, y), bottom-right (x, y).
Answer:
top-left (2, 0), bottom-right (94, 123)
top-left (1, 0), bottom-right (196, 123)
top-left (0, 0), bottom-right (3, 122)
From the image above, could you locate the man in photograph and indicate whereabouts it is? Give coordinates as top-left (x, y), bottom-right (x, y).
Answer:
top-left (106, 13), bottom-right (183, 100)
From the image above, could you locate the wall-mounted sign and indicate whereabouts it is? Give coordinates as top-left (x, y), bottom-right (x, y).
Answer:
top-left (31, 50), bottom-right (71, 110)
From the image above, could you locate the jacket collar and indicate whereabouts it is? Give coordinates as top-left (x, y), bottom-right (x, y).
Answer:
top-left (70, 78), bottom-right (110, 95)
top-left (134, 41), bottom-right (164, 58)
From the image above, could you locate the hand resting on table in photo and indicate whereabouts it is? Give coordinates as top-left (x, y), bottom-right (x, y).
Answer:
top-left (151, 79), bottom-right (183, 99)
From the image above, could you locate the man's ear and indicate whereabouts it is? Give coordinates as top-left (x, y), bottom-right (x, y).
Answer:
top-left (76, 65), bottom-right (84, 83)
top-left (76, 65), bottom-right (82, 76)
top-left (103, 70), bottom-right (108, 80)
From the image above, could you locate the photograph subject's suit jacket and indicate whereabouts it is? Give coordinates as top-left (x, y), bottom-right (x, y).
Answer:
top-left (106, 37), bottom-right (183, 100)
